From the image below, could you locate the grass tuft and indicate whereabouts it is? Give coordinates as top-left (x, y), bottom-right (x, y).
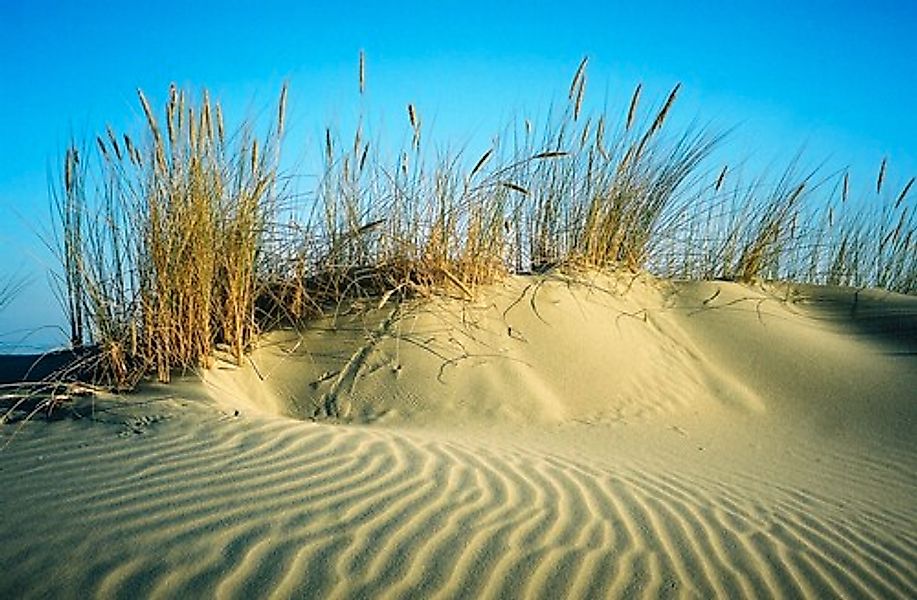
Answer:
top-left (56, 86), bottom-right (285, 386)
top-left (52, 59), bottom-right (917, 389)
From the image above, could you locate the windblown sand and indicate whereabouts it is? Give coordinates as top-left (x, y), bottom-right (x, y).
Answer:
top-left (1, 275), bottom-right (915, 598)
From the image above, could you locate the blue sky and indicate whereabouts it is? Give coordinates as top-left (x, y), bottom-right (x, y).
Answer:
top-left (1, 0), bottom-right (915, 350)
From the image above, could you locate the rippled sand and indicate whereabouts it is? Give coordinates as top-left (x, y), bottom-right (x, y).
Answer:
top-left (2, 275), bottom-right (915, 598)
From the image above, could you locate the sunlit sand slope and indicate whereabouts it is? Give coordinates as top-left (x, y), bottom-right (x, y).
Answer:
top-left (1, 276), bottom-right (915, 598)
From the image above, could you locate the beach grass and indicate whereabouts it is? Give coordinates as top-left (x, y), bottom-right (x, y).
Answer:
top-left (52, 57), bottom-right (916, 388)
top-left (0, 275), bottom-right (28, 314)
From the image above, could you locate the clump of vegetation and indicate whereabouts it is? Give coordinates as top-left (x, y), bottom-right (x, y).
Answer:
top-left (53, 56), bottom-right (916, 389)
top-left (54, 86), bottom-right (285, 386)
top-left (816, 166), bottom-right (916, 293)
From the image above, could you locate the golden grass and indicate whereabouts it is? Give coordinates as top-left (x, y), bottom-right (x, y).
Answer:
top-left (56, 85), bottom-right (285, 385)
top-left (52, 56), bottom-right (917, 388)
top-left (359, 50), bottom-right (366, 95)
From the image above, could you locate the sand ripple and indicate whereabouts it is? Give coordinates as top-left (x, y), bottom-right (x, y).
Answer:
top-left (1, 413), bottom-right (914, 599)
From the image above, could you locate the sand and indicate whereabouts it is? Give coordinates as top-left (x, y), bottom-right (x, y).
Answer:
top-left (1, 273), bottom-right (915, 598)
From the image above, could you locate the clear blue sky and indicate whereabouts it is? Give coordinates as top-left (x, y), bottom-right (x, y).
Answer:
top-left (1, 0), bottom-right (915, 350)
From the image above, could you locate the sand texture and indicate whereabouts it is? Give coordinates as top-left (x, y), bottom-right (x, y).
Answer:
top-left (1, 275), bottom-right (915, 598)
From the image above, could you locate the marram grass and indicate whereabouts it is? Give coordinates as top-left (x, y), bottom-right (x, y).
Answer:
top-left (54, 58), bottom-right (916, 389)
top-left (55, 85), bottom-right (284, 385)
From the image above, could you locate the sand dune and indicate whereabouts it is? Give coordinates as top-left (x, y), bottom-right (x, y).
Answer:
top-left (1, 275), bottom-right (915, 598)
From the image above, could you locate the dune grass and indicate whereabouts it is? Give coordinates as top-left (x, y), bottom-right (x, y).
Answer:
top-left (52, 57), bottom-right (916, 388)
top-left (0, 275), bottom-right (28, 314)
top-left (817, 173), bottom-right (916, 293)
top-left (54, 86), bottom-right (285, 386)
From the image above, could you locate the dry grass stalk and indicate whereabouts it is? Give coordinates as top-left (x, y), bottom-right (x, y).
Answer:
top-left (895, 177), bottom-right (914, 209)
top-left (469, 148), bottom-right (493, 180)
top-left (277, 83), bottom-right (288, 138)
top-left (877, 157), bottom-right (887, 194)
top-left (715, 165), bottom-right (728, 192)
top-left (569, 56), bottom-right (588, 121)
top-left (626, 84), bottom-right (642, 131)
top-left (568, 57), bottom-right (588, 101)
top-left (407, 104), bottom-right (421, 149)
top-left (650, 83), bottom-right (681, 137)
